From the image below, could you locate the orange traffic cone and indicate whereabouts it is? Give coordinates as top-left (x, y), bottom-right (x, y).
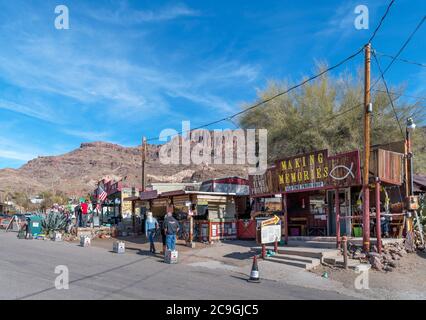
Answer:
top-left (248, 255), bottom-right (260, 283)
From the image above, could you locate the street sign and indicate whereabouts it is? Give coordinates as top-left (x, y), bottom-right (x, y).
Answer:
top-left (260, 225), bottom-right (281, 244)
top-left (261, 215), bottom-right (280, 227)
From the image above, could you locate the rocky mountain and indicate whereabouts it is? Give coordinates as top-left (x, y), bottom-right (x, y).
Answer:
top-left (0, 141), bottom-right (248, 196)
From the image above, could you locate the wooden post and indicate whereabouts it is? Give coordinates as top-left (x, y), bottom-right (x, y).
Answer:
top-left (261, 244), bottom-right (266, 259)
top-left (375, 179), bottom-right (382, 253)
top-left (141, 137), bottom-right (147, 192)
top-left (335, 189), bottom-right (341, 249)
top-left (189, 215), bottom-right (194, 244)
top-left (342, 235), bottom-right (348, 269)
top-left (283, 193), bottom-right (289, 245)
top-left (363, 43), bottom-right (372, 253)
top-left (208, 220), bottom-right (212, 243)
top-left (132, 200), bottom-right (136, 234)
top-left (274, 240), bottom-right (278, 253)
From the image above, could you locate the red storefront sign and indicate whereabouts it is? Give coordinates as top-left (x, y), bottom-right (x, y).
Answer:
top-left (249, 149), bottom-right (362, 196)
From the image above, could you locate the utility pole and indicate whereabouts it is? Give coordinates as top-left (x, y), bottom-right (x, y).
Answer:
top-left (141, 137), bottom-right (147, 192)
top-left (363, 43), bottom-right (371, 253)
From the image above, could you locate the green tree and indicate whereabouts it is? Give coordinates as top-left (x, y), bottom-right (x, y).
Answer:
top-left (239, 67), bottom-right (425, 173)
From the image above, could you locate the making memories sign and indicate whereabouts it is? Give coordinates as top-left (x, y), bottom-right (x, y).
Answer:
top-left (276, 150), bottom-right (329, 192)
top-left (249, 149), bottom-right (361, 196)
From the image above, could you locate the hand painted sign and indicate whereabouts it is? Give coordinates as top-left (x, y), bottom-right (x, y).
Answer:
top-left (249, 167), bottom-right (277, 196)
top-left (276, 150), bottom-right (329, 193)
top-left (261, 215), bottom-right (280, 227)
top-left (260, 225), bottom-right (281, 244)
top-left (327, 150), bottom-right (361, 188)
top-left (249, 149), bottom-right (361, 195)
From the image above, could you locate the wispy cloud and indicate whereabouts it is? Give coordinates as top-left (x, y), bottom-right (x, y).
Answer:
top-left (87, 3), bottom-right (201, 25)
top-left (61, 129), bottom-right (112, 141)
top-left (0, 137), bottom-right (41, 162)
top-left (0, 99), bottom-right (60, 124)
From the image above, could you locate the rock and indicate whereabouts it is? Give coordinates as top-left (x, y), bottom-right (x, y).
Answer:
top-left (384, 265), bottom-right (394, 272)
top-left (385, 254), bottom-right (393, 261)
top-left (391, 254), bottom-right (400, 261)
top-left (368, 252), bottom-right (381, 258)
top-left (387, 261), bottom-right (398, 268)
top-left (354, 253), bottom-right (366, 259)
top-left (369, 256), bottom-right (383, 271)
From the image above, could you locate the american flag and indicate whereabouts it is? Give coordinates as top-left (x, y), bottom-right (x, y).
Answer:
top-left (97, 184), bottom-right (107, 202)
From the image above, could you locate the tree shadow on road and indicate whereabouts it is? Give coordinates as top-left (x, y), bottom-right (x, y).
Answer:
top-left (223, 251), bottom-right (257, 261)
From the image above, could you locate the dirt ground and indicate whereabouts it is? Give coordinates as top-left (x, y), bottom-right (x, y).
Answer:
top-left (312, 250), bottom-right (426, 299)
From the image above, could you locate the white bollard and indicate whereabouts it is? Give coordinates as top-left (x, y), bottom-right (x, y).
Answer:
top-left (80, 235), bottom-right (91, 247)
top-left (54, 232), bottom-right (62, 242)
top-left (113, 241), bottom-right (125, 254)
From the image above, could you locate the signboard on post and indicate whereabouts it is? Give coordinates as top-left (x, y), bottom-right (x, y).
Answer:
top-left (260, 225), bottom-right (281, 244)
top-left (261, 215), bottom-right (280, 227)
top-left (258, 215), bottom-right (281, 244)
top-left (248, 149), bottom-right (361, 196)
top-left (249, 167), bottom-right (277, 196)
top-left (276, 150), bottom-right (329, 193)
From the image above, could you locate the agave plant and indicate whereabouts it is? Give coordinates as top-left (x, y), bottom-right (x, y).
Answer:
top-left (41, 211), bottom-right (67, 236)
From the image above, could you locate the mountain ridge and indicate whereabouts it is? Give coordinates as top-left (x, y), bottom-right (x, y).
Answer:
top-left (0, 141), bottom-right (248, 196)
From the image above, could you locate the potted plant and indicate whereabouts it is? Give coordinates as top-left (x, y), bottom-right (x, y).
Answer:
top-left (41, 211), bottom-right (67, 239)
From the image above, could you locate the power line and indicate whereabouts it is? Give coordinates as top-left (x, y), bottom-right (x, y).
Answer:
top-left (370, 15), bottom-right (426, 90)
top-left (372, 89), bottom-right (426, 101)
top-left (147, 47), bottom-right (364, 142)
top-left (367, 0), bottom-right (395, 43)
top-left (374, 51), bottom-right (426, 68)
top-left (146, 0), bottom-right (397, 142)
top-left (324, 102), bottom-right (363, 122)
top-left (372, 51), bottom-right (404, 136)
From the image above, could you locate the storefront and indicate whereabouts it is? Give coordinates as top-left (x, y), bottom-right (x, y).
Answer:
top-left (128, 188), bottom-right (248, 242)
top-left (249, 147), bottom-right (406, 243)
top-left (93, 179), bottom-right (140, 226)
top-left (250, 149), bottom-right (362, 239)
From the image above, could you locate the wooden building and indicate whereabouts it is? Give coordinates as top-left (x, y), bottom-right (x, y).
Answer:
top-left (249, 147), bottom-right (406, 241)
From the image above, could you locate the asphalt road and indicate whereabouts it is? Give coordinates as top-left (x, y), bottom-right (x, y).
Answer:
top-left (0, 231), bottom-right (349, 300)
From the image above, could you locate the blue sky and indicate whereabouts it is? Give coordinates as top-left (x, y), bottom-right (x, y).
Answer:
top-left (0, 0), bottom-right (424, 168)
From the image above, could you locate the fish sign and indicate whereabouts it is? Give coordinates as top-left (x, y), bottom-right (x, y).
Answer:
top-left (327, 150), bottom-right (361, 188)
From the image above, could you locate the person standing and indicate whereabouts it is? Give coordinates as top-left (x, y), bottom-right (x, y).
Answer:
top-left (164, 211), bottom-right (179, 251)
top-left (145, 212), bottom-right (159, 254)
top-left (75, 204), bottom-right (82, 228)
top-left (161, 214), bottom-right (168, 255)
top-left (81, 200), bottom-right (88, 227)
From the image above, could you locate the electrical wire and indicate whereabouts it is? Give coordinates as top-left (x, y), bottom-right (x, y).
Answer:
top-left (145, 0), bottom-right (397, 142)
top-left (372, 51), bottom-right (404, 137)
top-left (146, 47), bottom-right (364, 142)
top-left (370, 15), bottom-right (426, 90)
top-left (367, 0), bottom-right (396, 43)
top-left (372, 89), bottom-right (426, 102)
top-left (374, 51), bottom-right (426, 68)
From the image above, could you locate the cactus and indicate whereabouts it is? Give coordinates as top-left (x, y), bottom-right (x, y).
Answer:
top-left (41, 211), bottom-right (67, 235)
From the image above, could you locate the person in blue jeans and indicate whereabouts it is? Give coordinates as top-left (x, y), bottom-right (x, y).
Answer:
top-left (145, 212), bottom-right (159, 253)
top-left (164, 211), bottom-right (179, 251)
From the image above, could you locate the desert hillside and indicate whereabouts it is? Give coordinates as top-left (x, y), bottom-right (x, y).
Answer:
top-left (0, 141), bottom-right (248, 196)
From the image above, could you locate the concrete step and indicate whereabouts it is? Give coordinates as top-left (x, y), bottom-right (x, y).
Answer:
top-left (288, 240), bottom-right (337, 249)
top-left (274, 246), bottom-right (340, 261)
top-left (264, 253), bottom-right (321, 270)
top-left (323, 256), bottom-right (360, 269)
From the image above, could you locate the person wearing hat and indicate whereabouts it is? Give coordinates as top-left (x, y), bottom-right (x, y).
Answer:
top-left (145, 212), bottom-right (159, 254)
